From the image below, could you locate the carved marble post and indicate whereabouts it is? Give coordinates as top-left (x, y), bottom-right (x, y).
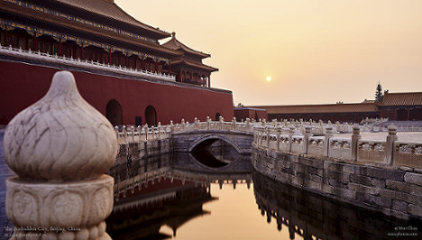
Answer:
top-left (351, 124), bottom-right (361, 161)
top-left (304, 126), bottom-right (313, 155)
top-left (232, 117), bottom-right (236, 130)
top-left (288, 126), bottom-right (295, 153)
top-left (324, 126), bottom-right (333, 157)
top-left (169, 120), bottom-right (174, 133)
top-left (3, 71), bottom-right (118, 240)
top-left (386, 125), bottom-right (398, 165)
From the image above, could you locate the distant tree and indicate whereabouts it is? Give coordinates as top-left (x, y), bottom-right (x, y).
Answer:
top-left (375, 83), bottom-right (383, 102)
top-left (237, 103), bottom-right (245, 107)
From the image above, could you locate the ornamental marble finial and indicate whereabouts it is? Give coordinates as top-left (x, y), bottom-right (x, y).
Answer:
top-left (3, 71), bottom-right (118, 181)
top-left (4, 71), bottom-right (116, 240)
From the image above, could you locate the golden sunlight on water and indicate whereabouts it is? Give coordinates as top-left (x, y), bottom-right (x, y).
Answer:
top-left (158, 183), bottom-right (301, 240)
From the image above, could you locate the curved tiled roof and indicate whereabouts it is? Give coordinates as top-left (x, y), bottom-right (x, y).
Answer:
top-left (162, 33), bottom-right (211, 58)
top-left (250, 103), bottom-right (378, 114)
top-left (171, 58), bottom-right (218, 72)
top-left (55, 0), bottom-right (170, 38)
top-left (381, 92), bottom-right (422, 106)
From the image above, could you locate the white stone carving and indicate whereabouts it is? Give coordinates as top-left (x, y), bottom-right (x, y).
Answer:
top-left (4, 71), bottom-right (116, 240)
top-left (3, 71), bottom-right (118, 180)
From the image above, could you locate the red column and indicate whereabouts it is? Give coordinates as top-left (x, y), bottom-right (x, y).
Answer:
top-left (32, 32), bottom-right (37, 51)
top-left (58, 39), bottom-right (62, 56)
top-left (134, 57), bottom-right (137, 69)
top-left (141, 59), bottom-right (145, 70)
top-left (125, 53), bottom-right (128, 67)
top-left (108, 48), bottom-right (112, 65)
top-left (5, 31), bottom-right (9, 46)
top-left (25, 37), bottom-right (29, 50)
top-left (180, 70), bottom-right (183, 83)
top-left (155, 61), bottom-right (159, 73)
top-left (81, 42), bottom-right (84, 60)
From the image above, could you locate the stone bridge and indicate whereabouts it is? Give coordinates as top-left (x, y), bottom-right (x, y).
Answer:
top-left (115, 117), bottom-right (256, 156)
top-left (172, 130), bottom-right (254, 154)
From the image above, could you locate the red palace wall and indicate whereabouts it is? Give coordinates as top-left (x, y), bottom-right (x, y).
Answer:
top-left (0, 61), bottom-right (234, 125)
top-left (234, 108), bottom-right (268, 121)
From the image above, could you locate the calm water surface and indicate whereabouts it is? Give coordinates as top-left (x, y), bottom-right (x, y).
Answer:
top-left (107, 145), bottom-right (421, 240)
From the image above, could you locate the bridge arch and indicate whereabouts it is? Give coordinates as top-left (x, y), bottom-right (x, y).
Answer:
top-left (188, 134), bottom-right (242, 153)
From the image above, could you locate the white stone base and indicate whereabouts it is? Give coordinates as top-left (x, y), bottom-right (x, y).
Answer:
top-left (6, 175), bottom-right (114, 240)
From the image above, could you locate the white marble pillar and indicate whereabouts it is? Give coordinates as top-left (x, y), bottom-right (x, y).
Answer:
top-left (3, 71), bottom-right (118, 240)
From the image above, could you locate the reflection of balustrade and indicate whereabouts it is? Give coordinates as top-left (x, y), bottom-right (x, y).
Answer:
top-left (253, 172), bottom-right (418, 240)
top-left (254, 123), bottom-right (422, 169)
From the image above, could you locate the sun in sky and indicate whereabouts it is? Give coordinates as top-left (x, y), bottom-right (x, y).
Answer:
top-left (266, 76), bottom-right (272, 82)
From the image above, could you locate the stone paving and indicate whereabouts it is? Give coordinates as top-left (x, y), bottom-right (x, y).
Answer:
top-left (0, 129), bottom-right (14, 239)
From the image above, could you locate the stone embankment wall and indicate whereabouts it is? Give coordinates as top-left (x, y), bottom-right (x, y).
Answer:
top-left (253, 125), bottom-right (422, 220)
top-left (253, 172), bottom-right (421, 240)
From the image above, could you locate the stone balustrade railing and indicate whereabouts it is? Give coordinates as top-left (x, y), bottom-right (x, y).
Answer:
top-left (0, 44), bottom-right (176, 82)
top-left (114, 116), bottom-right (257, 144)
top-left (254, 125), bottom-right (422, 170)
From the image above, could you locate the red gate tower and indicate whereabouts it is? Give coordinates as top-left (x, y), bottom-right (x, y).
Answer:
top-left (0, 0), bottom-right (234, 126)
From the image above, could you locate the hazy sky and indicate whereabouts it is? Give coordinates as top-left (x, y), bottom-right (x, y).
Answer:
top-left (115, 0), bottom-right (422, 106)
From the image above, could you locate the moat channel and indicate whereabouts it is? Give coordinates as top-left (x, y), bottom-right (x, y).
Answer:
top-left (106, 141), bottom-right (421, 240)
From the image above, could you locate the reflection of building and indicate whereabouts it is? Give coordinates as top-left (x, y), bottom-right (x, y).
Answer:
top-left (107, 176), bottom-right (215, 240)
top-left (253, 172), bottom-right (422, 240)
top-left (250, 91), bottom-right (422, 122)
top-left (0, 0), bottom-right (233, 126)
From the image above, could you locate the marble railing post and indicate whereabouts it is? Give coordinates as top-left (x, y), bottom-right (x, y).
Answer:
top-left (131, 126), bottom-right (135, 142)
top-left (276, 127), bottom-right (282, 151)
top-left (232, 117), bottom-right (237, 130)
top-left (266, 128), bottom-right (270, 148)
top-left (137, 125), bottom-right (142, 142)
top-left (304, 126), bottom-right (312, 155)
top-left (3, 71), bottom-right (117, 240)
top-left (122, 125), bottom-right (127, 144)
top-left (288, 126), bottom-right (295, 153)
top-left (219, 116), bottom-right (224, 130)
top-left (386, 125), bottom-right (398, 165)
top-left (246, 118), bottom-right (250, 130)
top-left (351, 124), bottom-right (361, 161)
top-left (170, 120), bottom-right (174, 133)
top-left (181, 119), bottom-right (185, 130)
top-left (158, 122), bottom-right (162, 139)
top-left (144, 125), bottom-right (149, 140)
top-left (324, 126), bottom-right (333, 156)
top-left (114, 126), bottom-right (119, 140)
top-left (207, 118), bottom-right (211, 130)
top-left (194, 117), bottom-right (199, 130)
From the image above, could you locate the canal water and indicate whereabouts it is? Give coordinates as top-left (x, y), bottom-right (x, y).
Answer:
top-left (0, 132), bottom-right (421, 239)
top-left (107, 142), bottom-right (422, 240)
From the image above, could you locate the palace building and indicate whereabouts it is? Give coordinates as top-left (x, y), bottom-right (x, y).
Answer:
top-left (249, 91), bottom-right (422, 123)
top-left (0, 0), bottom-right (233, 126)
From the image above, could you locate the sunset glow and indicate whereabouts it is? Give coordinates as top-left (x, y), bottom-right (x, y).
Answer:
top-left (116, 0), bottom-right (422, 105)
top-left (266, 76), bottom-right (271, 82)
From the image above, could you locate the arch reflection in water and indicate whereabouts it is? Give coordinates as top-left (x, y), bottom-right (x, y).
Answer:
top-left (107, 152), bottom-right (253, 240)
top-left (190, 138), bottom-right (242, 168)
